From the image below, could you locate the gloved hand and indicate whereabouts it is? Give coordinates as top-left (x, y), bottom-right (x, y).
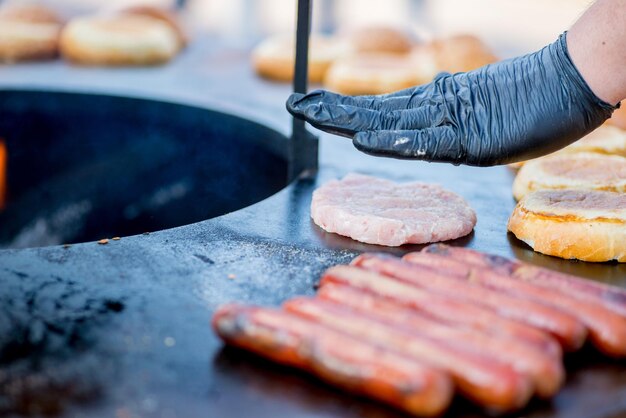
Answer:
top-left (286, 33), bottom-right (617, 166)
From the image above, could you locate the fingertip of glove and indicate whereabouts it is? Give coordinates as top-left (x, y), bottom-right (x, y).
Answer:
top-left (286, 93), bottom-right (305, 114)
top-left (352, 131), bottom-right (376, 149)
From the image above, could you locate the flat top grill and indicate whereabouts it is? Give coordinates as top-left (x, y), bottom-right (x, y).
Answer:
top-left (0, 23), bottom-right (625, 418)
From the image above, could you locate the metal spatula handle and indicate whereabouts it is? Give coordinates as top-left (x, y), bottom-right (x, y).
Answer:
top-left (288, 0), bottom-right (318, 181)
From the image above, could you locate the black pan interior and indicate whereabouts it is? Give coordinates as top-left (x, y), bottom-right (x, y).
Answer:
top-left (0, 90), bottom-right (288, 249)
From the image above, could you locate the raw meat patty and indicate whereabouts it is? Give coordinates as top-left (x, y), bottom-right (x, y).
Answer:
top-left (311, 173), bottom-right (476, 246)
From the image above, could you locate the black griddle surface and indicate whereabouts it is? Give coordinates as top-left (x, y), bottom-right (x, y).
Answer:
top-left (1, 44), bottom-right (625, 418)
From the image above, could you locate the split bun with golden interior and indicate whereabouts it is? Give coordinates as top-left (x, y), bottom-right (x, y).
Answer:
top-left (508, 189), bottom-right (626, 262)
top-left (512, 152), bottom-right (626, 201)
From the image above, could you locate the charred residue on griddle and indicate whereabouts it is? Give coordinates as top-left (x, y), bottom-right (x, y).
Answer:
top-left (0, 274), bottom-right (125, 415)
top-left (485, 253), bottom-right (515, 272)
top-left (194, 254), bottom-right (215, 265)
top-left (423, 243), bottom-right (450, 255)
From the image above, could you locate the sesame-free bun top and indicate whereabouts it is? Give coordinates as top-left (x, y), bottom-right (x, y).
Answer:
top-left (323, 53), bottom-right (421, 95)
top-left (428, 34), bottom-right (498, 73)
top-left (508, 189), bottom-right (626, 262)
top-left (251, 34), bottom-right (350, 83)
top-left (0, 4), bottom-right (61, 24)
top-left (0, 4), bottom-right (63, 62)
top-left (349, 26), bottom-right (415, 55)
top-left (60, 15), bottom-right (180, 66)
top-left (120, 5), bottom-right (187, 48)
top-left (512, 152), bottom-right (626, 200)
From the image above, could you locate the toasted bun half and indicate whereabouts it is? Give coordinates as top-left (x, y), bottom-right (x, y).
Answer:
top-left (323, 53), bottom-right (421, 95)
top-left (0, 4), bottom-right (63, 62)
top-left (508, 124), bottom-right (626, 169)
top-left (252, 34), bottom-right (349, 83)
top-left (608, 104), bottom-right (626, 131)
top-left (60, 15), bottom-right (179, 66)
top-left (513, 152), bottom-right (626, 200)
top-left (508, 189), bottom-right (626, 262)
top-left (349, 26), bottom-right (414, 55)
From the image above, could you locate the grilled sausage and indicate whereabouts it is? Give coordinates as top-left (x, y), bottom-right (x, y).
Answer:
top-left (403, 252), bottom-right (588, 352)
top-left (284, 298), bottom-right (533, 411)
top-left (353, 254), bottom-right (583, 352)
top-left (423, 244), bottom-right (626, 318)
top-left (212, 304), bottom-right (453, 417)
top-left (320, 265), bottom-right (561, 358)
top-left (316, 283), bottom-right (564, 398)
top-left (418, 246), bottom-right (626, 357)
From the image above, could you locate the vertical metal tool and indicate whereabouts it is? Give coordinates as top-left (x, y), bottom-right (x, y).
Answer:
top-left (288, 0), bottom-right (319, 182)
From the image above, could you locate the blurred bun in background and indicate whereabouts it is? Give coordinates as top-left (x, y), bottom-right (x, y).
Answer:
top-left (120, 5), bottom-right (188, 48)
top-left (60, 14), bottom-right (181, 66)
top-left (348, 26), bottom-right (415, 55)
top-left (0, 4), bottom-right (63, 62)
top-left (426, 34), bottom-right (497, 73)
top-left (252, 34), bottom-right (350, 83)
top-left (324, 53), bottom-right (420, 95)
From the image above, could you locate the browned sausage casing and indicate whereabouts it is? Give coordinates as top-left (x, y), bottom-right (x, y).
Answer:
top-left (423, 244), bottom-right (626, 318)
top-left (316, 283), bottom-right (564, 398)
top-left (212, 304), bottom-right (453, 417)
top-left (283, 297), bottom-right (533, 412)
top-left (353, 254), bottom-right (583, 352)
top-left (320, 265), bottom-right (562, 358)
top-left (419, 246), bottom-right (626, 357)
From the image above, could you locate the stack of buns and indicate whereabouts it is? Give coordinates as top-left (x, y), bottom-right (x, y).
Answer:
top-left (251, 27), bottom-right (498, 96)
top-left (508, 122), bottom-right (626, 262)
top-left (0, 3), bottom-right (186, 66)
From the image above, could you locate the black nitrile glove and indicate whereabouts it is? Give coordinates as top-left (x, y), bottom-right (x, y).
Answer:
top-left (286, 33), bottom-right (617, 166)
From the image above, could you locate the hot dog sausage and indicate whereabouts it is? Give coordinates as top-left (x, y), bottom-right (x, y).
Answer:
top-left (283, 298), bottom-right (533, 411)
top-left (316, 283), bottom-right (564, 398)
top-left (212, 304), bottom-right (453, 417)
top-left (320, 265), bottom-right (562, 359)
top-left (353, 254), bottom-right (583, 351)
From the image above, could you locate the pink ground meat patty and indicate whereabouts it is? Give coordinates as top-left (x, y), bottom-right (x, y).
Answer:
top-left (311, 173), bottom-right (477, 246)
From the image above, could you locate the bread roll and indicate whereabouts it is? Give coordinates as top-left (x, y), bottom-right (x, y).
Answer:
top-left (60, 15), bottom-right (180, 66)
top-left (120, 5), bottom-right (187, 48)
top-left (349, 26), bottom-right (414, 55)
top-left (0, 4), bottom-right (63, 62)
top-left (508, 124), bottom-right (626, 169)
top-left (508, 189), bottom-right (626, 262)
top-left (323, 53), bottom-right (422, 95)
top-left (512, 152), bottom-right (626, 200)
top-left (252, 34), bottom-right (349, 83)
top-left (607, 104), bottom-right (626, 131)
top-left (429, 35), bottom-right (497, 73)
top-left (409, 34), bottom-right (497, 90)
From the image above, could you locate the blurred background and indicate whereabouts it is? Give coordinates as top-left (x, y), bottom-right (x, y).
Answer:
top-left (1, 0), bottom-right (592, 56)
